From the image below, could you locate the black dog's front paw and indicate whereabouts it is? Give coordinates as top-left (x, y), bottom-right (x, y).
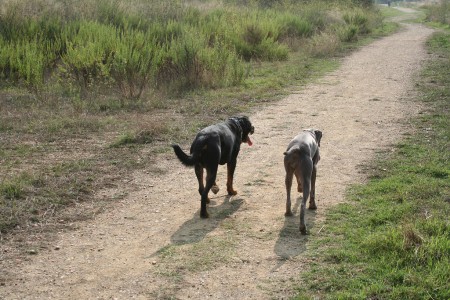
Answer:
top-left (211, 185), bottom-right (220, 194)
top-left (227, 189), bottom-right (237, 196)
top-left (200, 211), bottom-right (209, 218)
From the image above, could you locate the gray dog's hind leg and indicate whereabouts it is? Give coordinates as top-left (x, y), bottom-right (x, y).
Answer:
top-left (309, 164), bottom-right (317, 209)
top-left (294, 167), bottom-right (303, 193)
top-left (299, 158), bottom-right (313, 234)
top-left (284, 167), bottom-right (294, 217)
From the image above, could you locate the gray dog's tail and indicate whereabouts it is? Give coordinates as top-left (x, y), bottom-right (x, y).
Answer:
top-left (172, 144), bottom-right (198, 167)
top-left (283, 146), bottom-right (300, 156)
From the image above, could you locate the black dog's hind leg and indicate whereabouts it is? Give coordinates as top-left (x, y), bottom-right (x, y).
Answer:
top-left (195, 164), bottom-right (204, 194)
top-left (195, 164), bottom-right (210, 204)
top-left (201, 164), bottom-right (218, 218)
top-left (200, 142), bottom-right (220, 218)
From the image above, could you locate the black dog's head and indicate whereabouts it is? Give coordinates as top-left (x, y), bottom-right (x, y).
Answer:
top-left (234, 116), bottom-right (254, 146)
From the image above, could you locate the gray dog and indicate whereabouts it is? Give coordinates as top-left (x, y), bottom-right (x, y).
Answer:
top-left (283, 129), bottom-right (322, 234)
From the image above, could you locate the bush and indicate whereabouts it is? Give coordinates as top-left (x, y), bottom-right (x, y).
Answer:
top-left (0, 9), bottom-right (64, 93)
top-left (337, 24), bottom-right (359, 42)
top-left (110, 30), bottom-right (163, 100)
top-left (308, 31), bottom-right (341, 57)
top-left (233, 22), bottom-right (289, 61)
top-left (425, 0), bottom-right (450, 26)
top-left (278, 15), bottom-right (314, 39)
top-left (343, 8), bottom-right (370, 34)
top-left (60, 21), bottom-right (117, 98)
top-left (0, 39), bottom-right (48, 92)
top-left (157, 30), bottom-right (245, 91)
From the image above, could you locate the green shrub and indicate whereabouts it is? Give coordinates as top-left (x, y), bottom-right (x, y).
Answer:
top-left (0, 10), bottom-right (64, 92)
top-left (157, 30), bottom-right (240, 90)
top-left (0, 37), bottom-right (13, 79)
top-left (196, 39), bottom-right (245, 87)
top-left (148, 20), bottom-right (184, 46)
top-left (0, 3), bottom-right (32, 42)
top-left (110, 30), bottom-right (163, 100)
top-left (156, 34), bottom-right (200, 90)
top-left (308, 31), bottom-right (341, 57)
top-left (298, 3), bottom-right (328, 32)
top-left (278, 15), bottom-right (314, 39)
top-left (343, 8), bottom-right (370, 34)
top-left (1, 181), bottom-right (24, 200)
top-left (0, 39), bottom-right (49, 92)
top-left (425, 0), bottom-right (450, 26)
top-left (337, 24), bottom-right (359, 42)
top-left (61, 21), bottom-right (117, 97)
top-left (15, 40), bottom-right (47, 91)
top-left (233, 22), bottom-right (289, 61)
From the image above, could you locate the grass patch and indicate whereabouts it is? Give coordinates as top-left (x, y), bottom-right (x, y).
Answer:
top-left (110, 122), bottom-right (170, 148)
top-left (294, 30), bottom-right (450, 300)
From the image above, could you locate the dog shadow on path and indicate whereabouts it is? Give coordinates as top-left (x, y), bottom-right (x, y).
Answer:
top-left (169, 195), bottom-right (244, 245)
top-left (272, 196), bottom-right (317, 270)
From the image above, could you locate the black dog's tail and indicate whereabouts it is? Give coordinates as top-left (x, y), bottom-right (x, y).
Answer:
top-left (172, 144), bottom-right (199, 167)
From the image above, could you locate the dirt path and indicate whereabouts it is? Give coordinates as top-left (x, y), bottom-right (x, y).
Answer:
top-left (1, 11), bottom-right (434, 300)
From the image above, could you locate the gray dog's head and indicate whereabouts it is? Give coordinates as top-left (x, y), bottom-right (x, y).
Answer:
top-left (304, 128), bottom-right (322, 147)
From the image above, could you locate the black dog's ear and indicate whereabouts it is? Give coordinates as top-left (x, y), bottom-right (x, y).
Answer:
top-left (314, 130), bottom-right (322, 147)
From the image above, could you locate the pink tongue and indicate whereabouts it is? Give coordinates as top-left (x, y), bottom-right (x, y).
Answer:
top-left (247, 137), bottom-right (253, 146)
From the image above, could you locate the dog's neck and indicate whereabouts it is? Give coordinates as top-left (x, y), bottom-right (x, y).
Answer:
top-left (229, 117), bottom-right (243, 138)
top-left (304, 129), bottom-right (316, 140)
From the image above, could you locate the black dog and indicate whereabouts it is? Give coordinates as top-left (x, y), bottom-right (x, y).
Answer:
top-left (172, 116), bottom-right (254, 218)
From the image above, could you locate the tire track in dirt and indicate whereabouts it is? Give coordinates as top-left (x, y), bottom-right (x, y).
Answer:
top-left (1, 17), bottom-right (434, 300)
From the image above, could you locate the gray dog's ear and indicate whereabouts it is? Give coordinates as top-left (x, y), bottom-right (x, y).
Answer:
top-left (314, 130), bottom-right (322, 147)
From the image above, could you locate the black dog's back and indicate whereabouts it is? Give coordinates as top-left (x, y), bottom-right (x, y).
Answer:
top-left (172, 130), bottom-right (221, 167)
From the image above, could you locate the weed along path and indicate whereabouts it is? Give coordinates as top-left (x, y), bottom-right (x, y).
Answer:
top-left (1, 16), bottom-right (435, 300)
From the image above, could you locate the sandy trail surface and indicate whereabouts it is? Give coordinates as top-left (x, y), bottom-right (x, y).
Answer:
top-left (1, 10), bottom-right (434, 300)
